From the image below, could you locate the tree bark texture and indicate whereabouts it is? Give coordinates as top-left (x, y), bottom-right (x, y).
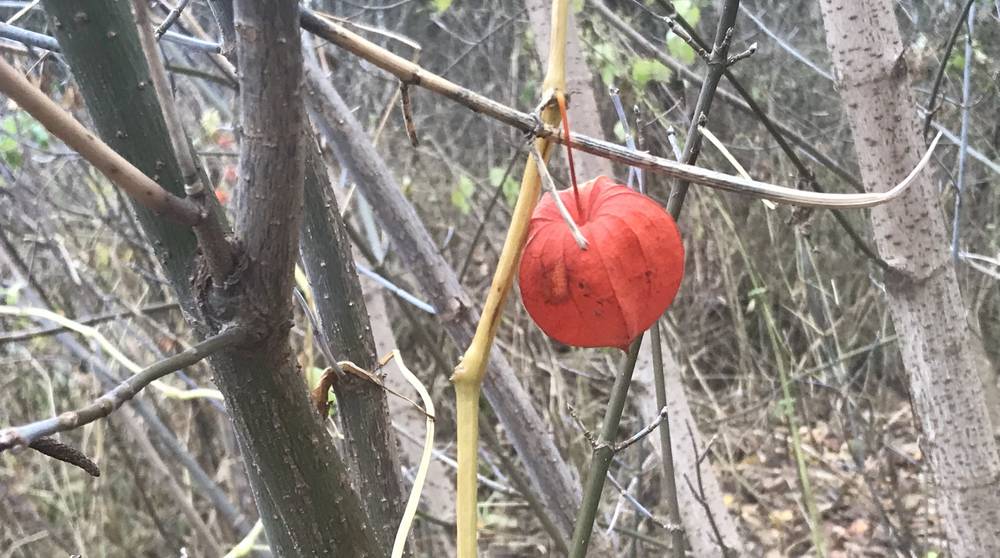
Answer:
top-left (45, 1), bottom-right (385, 555)
top-left (300, 148), bottom-right (406, 548)
top-left (819, 1), bottom-right (1000, 554)
top-left (43, 2), bottom-right (200, 319)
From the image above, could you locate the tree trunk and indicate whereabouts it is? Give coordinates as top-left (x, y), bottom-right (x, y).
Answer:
top-left (44, 1), bottom-right (386, 555)
top-left (300, 148), bottom-right (406, 548)
top-left (819, 1), bottom-right (1000, 554)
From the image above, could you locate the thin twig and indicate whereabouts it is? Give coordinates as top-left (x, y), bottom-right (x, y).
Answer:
top-left (569, 337), bottom-right (644, 558)
top-left (154, 0), bottom-right (192, 38)
top-left (726, 41), bottom-right (757, 66)
top-left (609, 87), bottom-right (639, 189)
top-left (738, 6), bottom-right (832, 80)
top-left (132, 0), bottom-right (235, 284)
top-left (633, 104), bottom-right (645, 193)
top-left (605, 470), bottom-right (684, 534)
top-left (0, 57), bottom-right (202, 225)
top-left (651, 322), bottom-right (686, 556)
top-left (399, 84), bottom-right (419, 147)
top-left (530, 145), bottom-right (588, 249)
top-left (0, 326), bottom-right (245, 451)
top-left (457, 149), bottom-right (521, 283)
top-left (615, 406), bottom-right (669, 452)
top-left (684, 422), bottom-right (732, 556)
top-left (666, 0), bottom-right (742, 215)
top-left (951, 7), bottom-right (974, 261)
top-left (922, 0), bottom-right (977, 138)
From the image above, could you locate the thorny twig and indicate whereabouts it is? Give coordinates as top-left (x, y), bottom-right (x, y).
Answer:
top-left (727, 42), bottom-right (757, 66)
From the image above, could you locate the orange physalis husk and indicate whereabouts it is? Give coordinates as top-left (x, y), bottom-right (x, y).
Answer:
top-left (518, 176), bottom-right (684, 350)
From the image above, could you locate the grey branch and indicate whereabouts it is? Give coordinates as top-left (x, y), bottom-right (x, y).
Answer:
top-left (614, 405), bottom-right (670, 453)
top-left (0, 327), bottom-right (245, 451)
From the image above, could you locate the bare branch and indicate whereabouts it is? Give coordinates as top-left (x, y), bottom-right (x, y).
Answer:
top-left (0, 57), bottom-right (202, 225)
top-left (0, 326), bottom-right (245, 451)
top-left (614, 405), bottom-right (669, 453)
top-left (299, 9), bottom-right (942, 210)
top-left (154, 0), bottom-right (192, 38)
top-left (132, 0), bottom-right (235, 284)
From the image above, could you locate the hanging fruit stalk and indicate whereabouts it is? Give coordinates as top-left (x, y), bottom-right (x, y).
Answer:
top-left (450, 1), bottom-right (569, 556)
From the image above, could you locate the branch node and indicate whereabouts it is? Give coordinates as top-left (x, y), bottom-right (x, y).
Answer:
top-left (727, 42), bottom-right (757, 66)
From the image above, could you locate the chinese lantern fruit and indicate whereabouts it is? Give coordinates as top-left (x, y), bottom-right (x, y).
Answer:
top-left (518, 176), bottom-right (684, 350)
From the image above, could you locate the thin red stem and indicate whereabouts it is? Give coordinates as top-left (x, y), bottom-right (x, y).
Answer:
top-left (555, 92), bottom-right (582, 217)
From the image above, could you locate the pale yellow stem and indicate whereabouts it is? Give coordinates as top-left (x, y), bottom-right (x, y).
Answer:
top-left (454, 381), bottom-right (482, 558)
top-left (451, 1), bottom-right (569, 556)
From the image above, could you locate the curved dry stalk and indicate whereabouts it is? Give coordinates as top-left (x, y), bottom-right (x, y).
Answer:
top-left (0, 305), bottom-right (225, 401)
top-left (0, 57), bottom-right (201, 225)
top-left (388, 350), bottom-right (436, 558)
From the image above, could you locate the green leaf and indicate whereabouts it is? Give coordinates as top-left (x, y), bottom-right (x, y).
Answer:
top-left (591, 42), bottom-right (624, 86)
top-left (451, 174), bottom-right (476, 215)
top-left (747, 286), bottom-right (769, 298)
top-left (630, 58), bottom-right (671, 87)
top-left (0, 134), bottom-right (20, 168)
top-left (674, 0), bottom-right (700, 26)
top-left (2, 283), bottom-right (22, 305)
top-left (94, 244), bottom-right (111, 268)
top-left (489, 166), bottom-right (520, 206)
top-left (431, 0), bottom-right (452, 13)
top-left (0, 112), bottom-right (49, 167)
top-left (668, 34), bottom-right (696, 65)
